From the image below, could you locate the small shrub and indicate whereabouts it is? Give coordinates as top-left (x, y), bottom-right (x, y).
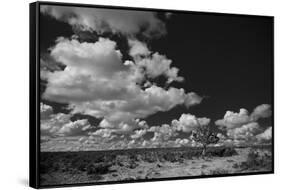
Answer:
top-left (88, 174), bottom-right (103, 181)
top-left (201, 164), bottom-right (208, 169)
top-left (223, 147), bottom-right (238, 157)
top-left (135, 154), bottom-right (143, 162)
top-left (86, 162), bottom-right (111, 175)
top-left (209, 169), bottom-right (229, 175)
top-left (115, 155), bottom-right (130, 166)
top-left (163, 153), bottom-right (178, 162)
top-left (128, 160), bottom-right (138, 169)
top-left (235, 149), bottom-right (272, 171)
top-left (232, 163), bottom-right (239, 169)
top-left (40, 162), bottom-right (51, 174)
top-left (155, 163), bottom-right (161, 168)
top-left (71, 157), bottom-right (91, 171)
top-left (209, 147), bottom-right (238, 157)
top-left (227, 159), bottom-right (234, 163)
top-left (182, 152), bottom-right (193, 160)
top-left (144, 154), bottom-right (158, 163)
top-left (200, 171), bottom-right (207, 176)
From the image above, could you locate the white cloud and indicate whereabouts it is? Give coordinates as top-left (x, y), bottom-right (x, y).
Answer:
top-left (172, 113), bottom-right (210, 133)
top-left (227, 122), bottom-right (261, 141)
top-left (42, 37), bottom-right (201, 132)
top-left (128, 39), bottom-right (150, 57)
top-left (43, 37), bottom-right (133, 103)
top-left (91, 128), bottom-right (113, 138)
top-left (41, 111), bottom-right (94, 137)
top-left (134, 53), bottom-right (184, 83)
top-left (50, 37), bottom-right (125, 78)
top-left (98, 118), bottom-right (147, 135)
top-left (41, 5), bottom-right (166, 38)
top-left (91, 118), bottom-right (148, 140)
top-left (128, 38), bottom-right (184, 84)
top-left (58, 119), bottom-right (94, 136)
top-left (215, 104), bottom-right (272, 129)
top-left (217, 133), bottom-right (226, 141)
top-left (41, 113), bottom-right (71, 137)
top-left (184, 92), bottom-right (203, 108)
top-left (215, 104), bottom-right (272, 145)
top-left (86, 121), bottom-right (196, 149)
top-left (251, 104), bottom-right (272, 121)
top-left (38, 4), bottom-right (213, 151)
top-left (149, 124), bottom-right (178, 142)
top-left (99, 119), bottom-right (115, 129)
top-left (256, 127), bottom-right (272, 142)
top-left (215, 108), bottom-right (251, 129)
top-left (130, 129), bottom-right (147, 139)
top-left (174, 138), bottom-right (190, 146)
top-left (40, 103), bottom-right (53, 120)
top-left (136, 119), bottom-right (149, 129)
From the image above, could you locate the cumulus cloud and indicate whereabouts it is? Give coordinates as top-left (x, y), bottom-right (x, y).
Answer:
top-left (215, 108), bottom-right (250, 129)
top-left (43, 37), bottom-right (131, 103)
top-left (91, 118), bottom-right (148, 141)
top-left (41, 113), bottom-right (70, 136)
top-left (172, 113), bottom-right (210, 133)
top-left (88, 118), bottom-right (201, 149)
top-left (134, 52), bottom-right (184, 83)
top-left (42, 37), bottom-right (202, 132)
top-left (184, 92), bottom-right (203, 108)
top-left (136, 119), bottom-right (149, 129)
top-left (256, 127), bottom-right (272, 142)
top-left (91, 128), bottom-right (113, 138)
top-left (40, 110), bottom-right (94, 137)
top-left (40, 103), bottom-right (53, 120)
top-left (215, 104), bottom-right (272, 145)
top-left (99, 119), bottom-right (115, 129)
top-left (227, 122), bottom-right (261, 141)
top-left (216, 133), bottom-right (227, 144)
top-left (98, 118), bottom-right (145, 134)
top-left (40, 5), bottom-right (166, 38)
top-left (50, 37), bottom-right (125, 78)
top-left (149, 124), bottom-right (178, 142)
top-left (174, 138), bottom-right (190, 146)
top-left (58, 119), bottom-right (93, 136)
top-left (130, 129), bottom-right (147, 139)
top-left (39, 6), bottom-right (207, 150)
top-left (251, 104), bottom-right (272, 121)
top-left (215, 104), bottom-right (272, 129)
top-left (128, 39), bottom-right (150, 58)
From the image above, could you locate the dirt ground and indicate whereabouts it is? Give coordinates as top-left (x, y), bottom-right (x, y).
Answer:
top-left (102, 148), bottom-right (271, 181)
top-left (40, 147), bottom-right (272, 186)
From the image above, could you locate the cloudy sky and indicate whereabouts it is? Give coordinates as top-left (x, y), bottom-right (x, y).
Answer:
top-left (39, 4), bottom-right (273, 152)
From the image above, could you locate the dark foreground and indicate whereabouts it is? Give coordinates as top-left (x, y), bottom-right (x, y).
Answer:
top-left (40, 145), bottom-right (272, 186)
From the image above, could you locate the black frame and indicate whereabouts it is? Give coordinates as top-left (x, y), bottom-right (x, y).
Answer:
top-left (30, 1), bottom-right (274, 189)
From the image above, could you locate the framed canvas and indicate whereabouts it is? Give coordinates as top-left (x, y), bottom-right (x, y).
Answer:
top-left (29, 1), bottom-right (274, 188)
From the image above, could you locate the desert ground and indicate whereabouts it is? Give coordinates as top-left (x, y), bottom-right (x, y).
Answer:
top-left (40, 146), bottom-right (272, 186)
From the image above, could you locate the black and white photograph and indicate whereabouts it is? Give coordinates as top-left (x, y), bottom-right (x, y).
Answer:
top-left (36, 2), bottom-right (273, 187)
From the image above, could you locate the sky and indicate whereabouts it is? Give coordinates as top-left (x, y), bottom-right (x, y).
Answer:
top-left (39, 4), bottom-right (273, 152)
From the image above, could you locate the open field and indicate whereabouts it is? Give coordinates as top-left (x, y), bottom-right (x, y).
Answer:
top-left (40, 145), bottom-right (272, 186)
